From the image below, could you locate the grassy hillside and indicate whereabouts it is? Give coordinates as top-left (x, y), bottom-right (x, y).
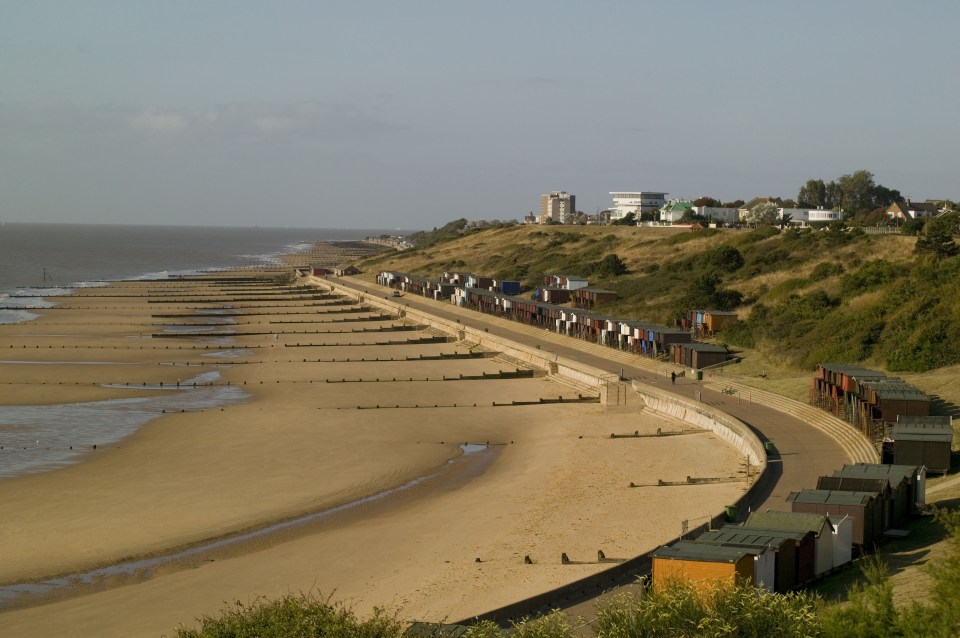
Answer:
top-left (359, 223), bottom-right (959, 372)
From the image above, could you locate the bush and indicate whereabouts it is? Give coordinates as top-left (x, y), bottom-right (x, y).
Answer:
top-left (174, 592), bottom-right (403, 638)
top-left (464, 611), bottom-right (574, 637)
top-left (698, 245), bottom-right (745, 273)
top-left (839, 260), bottom-right (903, 298)
top-left (594, 578), bottom-right (822, 638)
top-left (809, 262), bottom-right (844, 281)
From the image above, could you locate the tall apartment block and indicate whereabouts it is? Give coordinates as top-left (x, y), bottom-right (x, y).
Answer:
top-left (539, 191), bottom-right (576, 224)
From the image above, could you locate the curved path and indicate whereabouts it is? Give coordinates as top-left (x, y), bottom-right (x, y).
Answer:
top-left (326, 276), bottom-right (872, 623)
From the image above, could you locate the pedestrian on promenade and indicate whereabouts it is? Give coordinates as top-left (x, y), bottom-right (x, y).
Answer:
top-left (670, 371), bottom-right (676, 385)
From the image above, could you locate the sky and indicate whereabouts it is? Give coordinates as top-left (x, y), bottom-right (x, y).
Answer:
top-left (1, 1), bottom-right (958, 230)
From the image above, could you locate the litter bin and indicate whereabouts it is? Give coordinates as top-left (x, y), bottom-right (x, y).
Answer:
top-left (694, 369), bottom-right (703, 381)
top-left (724, 505), bottom-right (738, 522)
top-left (764, 441), bottom-right (775, 454)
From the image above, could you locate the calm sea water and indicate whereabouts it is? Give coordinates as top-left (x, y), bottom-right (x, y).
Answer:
top-left (0, 223), bottom-right (402, 477)
top-left (0, 223), bottom-right (399, 323)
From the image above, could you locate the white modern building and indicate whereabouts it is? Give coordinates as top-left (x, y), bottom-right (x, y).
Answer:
top-left (778, 208), bottom-right (844, 226)
top-left (609, 191), bottom-right (667, 221)
top-left (694, 207), bottom-right (741, 225)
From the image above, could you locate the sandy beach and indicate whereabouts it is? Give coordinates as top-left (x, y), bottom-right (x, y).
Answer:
top-left (0, 251), bottom-right (748, 637)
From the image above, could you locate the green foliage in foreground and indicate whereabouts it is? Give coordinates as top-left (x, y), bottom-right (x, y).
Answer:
top-left (174, 509), bottom-right (960, 637)
top-left (174, 592), bottom-right (404, 638)
top-left (593, 580), bottom-right (822, 638)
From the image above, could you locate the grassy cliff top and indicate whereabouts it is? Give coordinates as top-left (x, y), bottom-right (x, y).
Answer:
top-left (356, 222), bottom-right (960, 416)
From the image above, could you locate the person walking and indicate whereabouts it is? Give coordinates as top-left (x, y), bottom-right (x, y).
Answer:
top-left (670, 371), bottom-right (676, 385)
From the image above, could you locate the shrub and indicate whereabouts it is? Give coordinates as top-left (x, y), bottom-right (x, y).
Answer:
top-left (174, 592), bottom-right (403, 638)
top-left (594, 578), bottom-right (822, 638)
top-left (839, 260), bottom-right (903, 298)
top-left (698, 245), bottom-right (745, 273)
top-left (809, 261), bottom-right (844, 281)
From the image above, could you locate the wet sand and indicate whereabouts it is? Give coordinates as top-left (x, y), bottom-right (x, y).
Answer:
top-left (0, 256), bottom-right (747, 637)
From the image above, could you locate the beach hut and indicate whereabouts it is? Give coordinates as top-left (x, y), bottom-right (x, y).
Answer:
top-left (650, 540), bottom-right (775, 592)
top-left (890, 416), bottom-right (953, 474)
top-left (496, 280), bottom-right (521, 296)
top-left (743, 511), bottom-right (831, 580)
top-left (829, 463), bottom-right (926, 520)
top-left (333, 264), bottom-right (361, 277)
top-left (572, 286), bottom-right (618, 309)
top-left (694, 528), bottom-right (798, 592)
top-left (816, 475), bottom-right (894, 529)
top-left (543, 274), bottom-right (589, 290)
top-left (670, 342), bottom-right (728, 369)
top-left (540, 286), bottom-right (571, 304)
top-left (830, 515), bottom-right (854, 569)
top-left (703, 310), bottom-right (739, 334)
top-left (787, 489), bottom-right (882, 547)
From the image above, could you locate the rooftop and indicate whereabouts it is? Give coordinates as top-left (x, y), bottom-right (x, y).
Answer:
top-left (650, 540), bottom-right (755, 563)
top-left (787, 489), bottom-right (878, 506)
top-left (744, 511), bottom-right (829, 534)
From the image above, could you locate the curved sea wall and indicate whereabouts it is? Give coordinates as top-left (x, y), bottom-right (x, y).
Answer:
top-left (631, 380), bottom-right (766, 467)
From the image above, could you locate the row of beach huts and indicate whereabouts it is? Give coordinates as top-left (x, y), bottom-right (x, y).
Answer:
top-left (373, 271), bottom-right (952, 466)
top-left (650, 462), bottom-right (928, 593)
top-left (376, 270), bottom-right (736, 370)
top-left (810, 363), bottom-right (953, 473)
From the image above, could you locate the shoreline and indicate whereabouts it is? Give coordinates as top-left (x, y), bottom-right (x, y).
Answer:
top-left (0, 442), bottom-right (499, 611)
top-left (0, 251), bottom-right (749, 637)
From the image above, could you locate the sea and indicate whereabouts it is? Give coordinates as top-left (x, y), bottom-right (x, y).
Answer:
top-left (0, 223), bottom-right (402, 324)
top-left (0, 223), bottom-right (404, 478)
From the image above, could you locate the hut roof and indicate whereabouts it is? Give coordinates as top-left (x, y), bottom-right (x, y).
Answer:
top-left (787, 489), bottom-right (877, 506)
top-left (744, 511), bottom-right (829, 535)
top-left (858, 378), bottom-right (928, 401)
top-left (891, 418), bottom-right (953, 443)
top-left (577, 286), bottom-right (617, 294)
top-left (650, 540), bottom-right (755, 563)
top-left (680, 342), bottom-right (728, 353)
top-left (833, 463), bottom-right (921, 484)
top-left (696, 529), bottom-right (790, 548)
top-left (818, 363), bottom-right (885, 378)
top-left (719, 525), bottom-right (808, 541)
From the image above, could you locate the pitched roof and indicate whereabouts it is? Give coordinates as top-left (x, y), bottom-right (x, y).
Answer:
top-left (892, 418), bottom-right (953, 443)
top-left (833, 463), bottom-right (920, 485)
top-left (787, 489), bottom-right (878, 505)
top-left (650, 540), bottom-right (756, 563)
top-left (719, 525), bottom-right (808, 541)
top-left (696, 529), bottom-right (792, 548)
top-left (744, 511), bottom-right (829, 534)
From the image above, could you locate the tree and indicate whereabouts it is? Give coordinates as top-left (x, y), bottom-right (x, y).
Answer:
top-left (692, 196), bottom-right (721, 207)
top-left (678, 209), bottom-right (708, 225)
top-left (594, 253), bottom-right (628, 277)
top-left (745, 201), bottom-right (780, 227)
top-left (722, 199), bottom-right (745, 208)
top-left (612, 211), bottom-right (636, 226)
top-left (797, 179), bottom-right (830, 209)
top-left (798, 171), bottom-right (901, 219)
top-left (915, 212), bottom-right (959, 258)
